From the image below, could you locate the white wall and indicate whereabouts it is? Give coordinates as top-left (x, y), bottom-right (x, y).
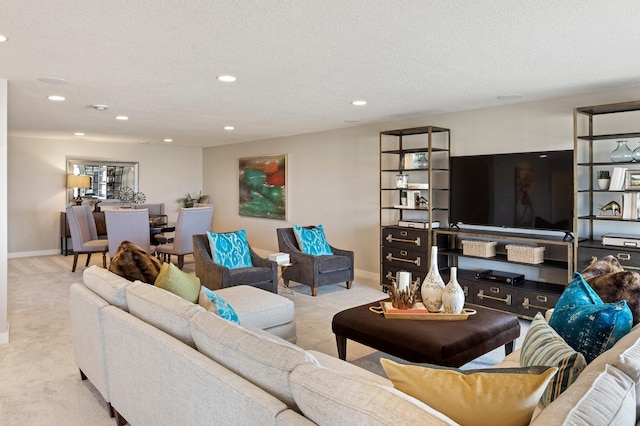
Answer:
top-left (1, 79), bottom-right (8, 344)
top-left (203, 85), bottom-right (640, 277)
top-left (8, 137), bottom-right (203, 256)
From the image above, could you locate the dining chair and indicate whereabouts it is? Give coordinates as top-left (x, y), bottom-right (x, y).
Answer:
top-left (156, 206), bottom-right (214, 269)
top-left (105, 209), bottom-right (156, 260)
top-left (66, 205), bottom-right (109, 272)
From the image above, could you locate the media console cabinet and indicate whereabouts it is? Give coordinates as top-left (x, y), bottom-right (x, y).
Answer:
top-left (433, 228), bottom-right (573, 319)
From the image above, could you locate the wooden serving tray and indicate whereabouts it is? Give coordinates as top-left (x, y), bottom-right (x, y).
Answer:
top-left (377, 301), bottom-right (477, 320)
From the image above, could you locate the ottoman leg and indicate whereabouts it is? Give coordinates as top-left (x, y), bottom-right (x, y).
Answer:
top-left (335, 334), bottom-right (347, 360)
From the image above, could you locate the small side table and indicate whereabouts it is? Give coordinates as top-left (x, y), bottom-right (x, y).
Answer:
top-left (277, 262), bottom-right (295, 295)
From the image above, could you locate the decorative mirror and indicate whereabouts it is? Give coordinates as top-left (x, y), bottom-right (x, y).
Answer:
top-left (67, 159), bottom-right (139, 204)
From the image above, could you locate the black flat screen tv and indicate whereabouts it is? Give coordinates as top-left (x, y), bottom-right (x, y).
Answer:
top-left (449, 150), bottom-right (573, 232)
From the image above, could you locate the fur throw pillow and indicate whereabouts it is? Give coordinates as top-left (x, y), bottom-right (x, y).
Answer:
top-left (109, 241), bottom-right (162, 283)
top-left (580, 255), bottom-right (640, 325)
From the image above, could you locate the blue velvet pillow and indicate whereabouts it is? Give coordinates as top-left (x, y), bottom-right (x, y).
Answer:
top-left (549, 273), bottom-right (632, 363)
top-left (207, 230), bottom-right (253, 270)
top-left (202, 287), bottom-right (239, 324)
top-left (293, 224), bottom-right (333, 256)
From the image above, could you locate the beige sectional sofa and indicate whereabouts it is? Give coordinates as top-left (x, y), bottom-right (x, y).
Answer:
top-left (70, 266), bottom-right (640, 425)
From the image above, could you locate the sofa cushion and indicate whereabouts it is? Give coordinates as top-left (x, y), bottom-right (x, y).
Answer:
top-left (520, 312), bottom-right (587, 406)
top-left (125, 281), bottom-right (204, 347)
top-left (154, 262), bottom-right (201, 303)
top-left (108, 240), bottom-right (162, 283)
top-left (289, 362), bottom-right (458, 426)
top-left (381, 358), bottom-right (557, 426)
top-left (82, 265), bottom-right (130, 310)
top-left (201, 287), bottom-right (239, 324)
top-left (207, 229), bottom-right (253, 270)
top-left (293, 224), bottom-right (333, 256)
top-left (530, 364), bottom-right (636, 426)
top-left (190, 310), bottom-right (314, 410)
top-left (549, 273), bottom-right (633, 363)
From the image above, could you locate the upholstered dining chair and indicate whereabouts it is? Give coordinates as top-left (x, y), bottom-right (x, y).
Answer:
top-left (66, 205), bottom-right (109, 272)
top-left (105, 209), bottom-right (156, 260)
top-left (276, 226), bottom-right (354, 296)
top-left (156, 206), bottom-right (214, 269)
top-left (193, 233), bottom-right (278, 293)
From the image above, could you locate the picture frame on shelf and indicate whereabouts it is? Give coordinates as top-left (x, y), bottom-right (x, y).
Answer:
top-left (624, 169), bottom-right (640, 191)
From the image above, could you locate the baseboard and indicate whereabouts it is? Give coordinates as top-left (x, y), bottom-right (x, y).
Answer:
top-left (0, 324), bottom-right (9, 345)
top-left (9, 249), bottom-right (60, 258)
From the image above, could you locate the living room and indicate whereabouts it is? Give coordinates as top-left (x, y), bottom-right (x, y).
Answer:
top-left (3, 2), bottom-right (640, 424)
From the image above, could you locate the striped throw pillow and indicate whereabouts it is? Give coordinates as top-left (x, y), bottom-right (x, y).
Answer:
top-left (520, 312), bottom-right (587, 406)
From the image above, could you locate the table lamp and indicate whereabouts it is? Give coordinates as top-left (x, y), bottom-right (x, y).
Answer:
top-left (67, 174), bottom-right (91, 205)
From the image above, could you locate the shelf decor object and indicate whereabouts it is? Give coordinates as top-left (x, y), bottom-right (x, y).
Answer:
top-left (413, 152), bottom-right (428, 169)
top-left (505, 244), bottom-right (545, 264)
top-left (421, 246), bottom-right (445, 312)
top-left (442, 266), bottom-right (465, 314)
top-left (461, 240), bottom-right (497, 258)
top-left (633, 143), bottom-right (640, 162)
top-left (610, 140), bottom-right (633, 163)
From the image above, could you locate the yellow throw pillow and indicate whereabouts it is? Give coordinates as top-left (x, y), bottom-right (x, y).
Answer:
top-left (154, 262), bottom-right (201, 303)
top-left (381, 358), bottom-right (557, 426)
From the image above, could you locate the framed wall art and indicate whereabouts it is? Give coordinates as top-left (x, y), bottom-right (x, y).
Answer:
top-left (239, 154), bottom-right (286, 220)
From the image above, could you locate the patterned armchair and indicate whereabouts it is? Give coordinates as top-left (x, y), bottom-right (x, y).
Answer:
top-left (276, 227), bottom-right (353, 296)
top-left (193, 234), bottom-right (278, 294)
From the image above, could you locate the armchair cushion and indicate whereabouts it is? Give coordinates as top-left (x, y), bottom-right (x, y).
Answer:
top-left (207, 229), bottom-right (253, 270)
top-left (317, 255), bottom-right (351, 273)
top-left (293, 224), bottom-right (333, 256)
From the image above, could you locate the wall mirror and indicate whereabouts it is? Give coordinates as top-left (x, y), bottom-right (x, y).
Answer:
top-left (67, 159), bottom-right (139, 204)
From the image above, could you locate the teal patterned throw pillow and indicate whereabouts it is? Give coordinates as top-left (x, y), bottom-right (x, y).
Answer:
top-left (549, 273), bottom-right (632, 363)
top-left (202, 287), bottom-right (239, 324)
top-left (293, 224), bottom-right (333, 256)
top-left (207, 230), bottom-right (253, 270)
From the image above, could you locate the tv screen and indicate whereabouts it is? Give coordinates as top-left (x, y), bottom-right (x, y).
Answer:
top-left (449, 150), bottom-right (573, 232)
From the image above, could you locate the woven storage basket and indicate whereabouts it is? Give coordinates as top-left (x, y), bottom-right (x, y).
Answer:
top-left (461, 240), bottom-right (497, 258)
top-left (505, 244), bottom-right (545, 264)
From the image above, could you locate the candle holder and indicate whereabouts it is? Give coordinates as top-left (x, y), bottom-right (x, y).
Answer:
top-left (389, 277), bottom-right (420, 309)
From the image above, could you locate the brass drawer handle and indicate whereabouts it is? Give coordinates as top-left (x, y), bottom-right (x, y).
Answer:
top-left (536, 295), bottom-right (547, 303)
top-left (400, 250), bottom-right (407, 256)
top-left (400, 231), bottom-right (408, 237)
top-left (477, 289), bottom-right (512, 305)
top-left (385, 234), bottom-right (421, 246)
top-left (490, 287), bottom-right (500, 294)
top-left (522, 297), bottom-right (550, 310)
top-left (385, 252), bottom-right (421, 266)
top-left (617, 253), bottom-right (631, 261)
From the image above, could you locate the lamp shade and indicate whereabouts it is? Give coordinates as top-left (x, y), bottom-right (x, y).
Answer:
top-left (67, 174), bottom-right (91, 189)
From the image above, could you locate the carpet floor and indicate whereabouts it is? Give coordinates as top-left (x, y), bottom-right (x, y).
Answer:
top-left (0, 254), bottom-right (529, 425)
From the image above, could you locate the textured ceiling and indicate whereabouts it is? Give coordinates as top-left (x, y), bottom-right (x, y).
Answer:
top-left (2, 1), bottom-right (640, 147)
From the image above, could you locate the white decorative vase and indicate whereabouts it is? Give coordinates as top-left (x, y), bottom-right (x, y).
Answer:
top-left (442, 267), bottom-right (465, 314)
top-left (421, 246), bottom-right (445, 312)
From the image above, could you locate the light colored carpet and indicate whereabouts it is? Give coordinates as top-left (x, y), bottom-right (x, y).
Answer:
top-left (0, 254), bottom-right (529, 425)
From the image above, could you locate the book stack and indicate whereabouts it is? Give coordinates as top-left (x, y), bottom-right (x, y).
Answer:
top-left (622, 192), bottom-right (639, 220)
top-left (609, 167), bottom-right (627, 191)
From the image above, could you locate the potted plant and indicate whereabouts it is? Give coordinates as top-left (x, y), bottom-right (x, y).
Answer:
top-left (177, 191), bottom-right (209, 208)
top-left (597, 170), bottom-right (611, 190)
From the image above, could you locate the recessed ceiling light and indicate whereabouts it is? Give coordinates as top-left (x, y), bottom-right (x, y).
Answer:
top-left (115, 115), bottom-right (128, 121)
top-left (91, 104), bottom-right (109, 111)
top-left (497, 94), bottom-right (522, 100)
top-left (217, 75), bottom-right (237, 82)
top-left (351, 100), bottom-right (367, 106)
top-left (74, 132), bottom-right (85, 136)
top-left (224, 126), bottom-right (235, 131)
top-left (164, 138), bottom-right (173, 143)
top-left (38, 77), bottom-right (69, 85)
top-left (48, 95), bottom-right (65, 101)
top-left (0, 35), bottom-right (7, 43)
top-left (140, 140), bottom-right (150, 144)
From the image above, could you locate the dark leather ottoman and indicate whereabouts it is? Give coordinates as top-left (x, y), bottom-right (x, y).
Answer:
top-left (332, 301), bottom-right (520, 367)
